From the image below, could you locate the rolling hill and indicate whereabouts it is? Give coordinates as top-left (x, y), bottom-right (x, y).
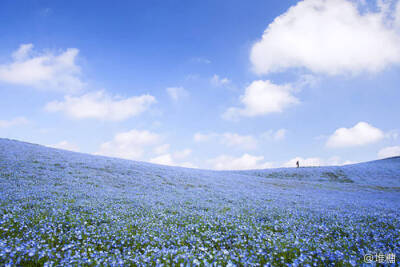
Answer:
top-left (0, 138), bottom-right (399, 265)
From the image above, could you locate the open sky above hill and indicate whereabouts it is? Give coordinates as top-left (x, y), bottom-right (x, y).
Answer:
top-left (0, 0), bottom-right (400, 169)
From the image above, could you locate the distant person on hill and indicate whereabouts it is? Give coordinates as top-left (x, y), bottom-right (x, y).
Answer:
top-left (296, 160), bottom-right (299, 168)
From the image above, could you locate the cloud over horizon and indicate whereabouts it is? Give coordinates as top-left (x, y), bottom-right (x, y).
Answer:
top-left (326, 122), bottom-right (384, 148)
top-left (149, 148), bottom-right (195, 168)
top-left (208, 153), bottom-right (273, 170)
top-left (378, 145), bottom-right (400, 158)
top-left (96, 129), bottom-right (195, 168)
top-left (48, 140), bottom-right (80, 152)
top-left (0, 1), bottom-right (398, 170)
top-left (96, 129), bottom-right (161, 160)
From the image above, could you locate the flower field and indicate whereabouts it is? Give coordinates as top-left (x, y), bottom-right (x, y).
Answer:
top-left (0, 138), bottom-right (399, 266)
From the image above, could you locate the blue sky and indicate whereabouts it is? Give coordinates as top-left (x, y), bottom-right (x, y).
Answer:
top-left (1, 0), bottom-right (400, 169)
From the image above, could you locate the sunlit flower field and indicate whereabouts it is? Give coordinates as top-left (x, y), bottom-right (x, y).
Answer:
top-left (0, 138), bottom-right (399, 266)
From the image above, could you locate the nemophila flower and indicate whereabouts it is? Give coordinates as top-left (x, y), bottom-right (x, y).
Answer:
top-left (0, 139), bottom-right (399, 265)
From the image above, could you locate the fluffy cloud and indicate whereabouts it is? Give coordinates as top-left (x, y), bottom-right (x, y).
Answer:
top-left (210, 74), bottom-right (230, 87)
top-left (261, 129), bottom-right (287, 141)
top-left (45, 90), bottom-right (156, 121)
top-left (166, 87), bottom-right (188, 101)
top-left (48, 141), bottom-right (79, 152)
top-left (250, 0), bottom-right (400, 75)
top-left (223, 80), bottom-right (299, 119)
top-left (208, 153), bottom-right (273, 170)
top-left (0, 44), bottom-right (84, 92)
top-left (96, 129), bottom-right (161, 160)
top-left (326, 122), bottom-right (384, 148)
top-left (0, 117), bottom-right (28, 128)
top-left (378, 146), bottom-right (400, 158)
top-left (194, 132), bottom-right (257, 150)
top-left (97, 130), bottom-right (195, 167)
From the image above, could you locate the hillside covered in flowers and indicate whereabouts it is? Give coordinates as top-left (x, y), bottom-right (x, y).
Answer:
top-left (0, 138), bottom-right (399, 266)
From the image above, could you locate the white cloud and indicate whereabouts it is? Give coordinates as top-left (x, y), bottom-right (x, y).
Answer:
top-left (210, 74), bottom-right (230, 87)
top-left (223, 80), bottom-right (299, 119)
top-left (194, 132), bottom-right (258, 150)
top-left (261, 129), bottom-right (287, 141)
top-left (378, 146), bottom-right (400, 158)
top-left (326, 122), bottom-right (384, 148)
top-left (250, 0), bottom-right (400, 75)
top-left (0, 44), bottom-right (84, 92)
top-left (166, 86), bottom-right (188, 102)
top-left (45, 90), bottom-right (156, 121)
top-left (48, 140), bottom-right (79, 152)
top-left (96, 129), bottom-right (161, 160)
top-left (209, 153), bottom-right (273, 170)
top-left (0, 117), bottom-right (28, 128)
top-left (97, 130), bottom-right (195, 167)
top-left (12, 44), bottom-right (33, 61)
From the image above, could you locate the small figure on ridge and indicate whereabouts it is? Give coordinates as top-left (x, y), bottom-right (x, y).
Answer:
top-left (296, 160), bottom-right (299, 168)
